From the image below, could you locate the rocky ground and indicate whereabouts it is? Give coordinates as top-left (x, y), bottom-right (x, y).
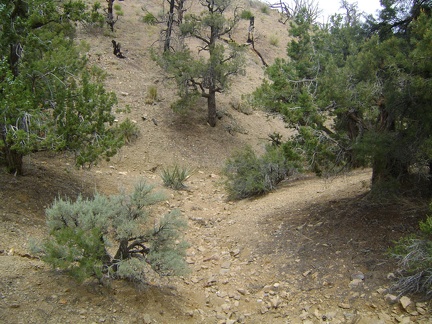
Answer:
top-left (1, 0), bottom-right (431, 323)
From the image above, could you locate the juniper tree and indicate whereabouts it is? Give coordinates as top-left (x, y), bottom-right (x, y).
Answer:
top-left (37, 181), bottom-right (188, 283)
top-left (252, 1), bottom-right (432, 191)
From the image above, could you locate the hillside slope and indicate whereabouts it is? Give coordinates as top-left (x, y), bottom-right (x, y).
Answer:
top-left (1, 1), bottom-right (431, 323)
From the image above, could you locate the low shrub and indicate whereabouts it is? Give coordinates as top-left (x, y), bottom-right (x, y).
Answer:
top-left (33, 181), bottom-right (188, 284)
top-left (161, 165), bottom-right (192, 190)
top-left (269, 35), bottom-right (279, 47)
top-left (114, 4), bottom-right (123, 16)
top-left (145, 85), bottom-right (159, 104)
top-left (390, 204), bottom-right (432, 298)
top-left (142, 12), bottom-right (158, 25)
top-left (115, 118), bottom-right (139, 144)
top-left (224, 145), bottom-right (296, 200)
top-left (240, 10), bottom-right (254, 20)
top-left (260, 5), bottom-right (270, 14)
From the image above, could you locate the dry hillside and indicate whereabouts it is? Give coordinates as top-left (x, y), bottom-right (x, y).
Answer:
top-left (1, 0), bottom-right (431, 323)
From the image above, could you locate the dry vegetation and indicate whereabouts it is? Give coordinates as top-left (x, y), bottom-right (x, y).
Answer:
top-left (1, 0), bottom-right (431, 323)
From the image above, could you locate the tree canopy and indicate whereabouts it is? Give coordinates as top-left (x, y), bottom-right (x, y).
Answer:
top-left (0, 0), bottom-right (124, 175)
top-left (252, 0), bottom-right (432, 191)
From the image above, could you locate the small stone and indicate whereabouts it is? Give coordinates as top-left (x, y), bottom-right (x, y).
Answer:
top-left (221, 261), bottom-right (231, 269)
top-left (385, 294), bottom-right (398, 304)
top-left (186, 257), bottom-right (195, 264)
top-left (143, 314), bottom-right (152, 324)
top-left (230, 249), bottom-right (241, 257)
top-left (237, 288), bottom-right (247, 295)
top-left (260, 305), bottom-right (269, 314)
top-left (378, 312), bottom-right (392, 322)
top-left (399, 316), bottom-right (412, 324)
top-left (387, 272), bottom-right (396, 280)
top-left (303, 270), bottom-right (312, 277)
top-left (416, 307), bottom-right (426, 315)
top-left (338, 303), bottom-right (351, 309)
top-left (300, 310), bottom-right (309, 320)
top-left (205, 276), bottom-right (217, 287)
top-left (270, 296), bottom-right (281, 308)
top-left (221, 303), bottom-right (231, 312)
top-left (351, 271), bottom-right (365, 280)
top-left (216, 291), bottom-right (227, 298)
top-left (400, 296), bottom-right (412, 311)
top-left (349, 278), bottom-right (363, 288)
top-left (9, 303), bottom-right (20, 308)
top-left (233, 293), bottom-right (241, 300)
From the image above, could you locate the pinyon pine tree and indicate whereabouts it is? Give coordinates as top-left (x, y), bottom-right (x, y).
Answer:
top-left (155, 0), bottom-right (245, 126)
top-left (0, 0), bottom-right (125, 175)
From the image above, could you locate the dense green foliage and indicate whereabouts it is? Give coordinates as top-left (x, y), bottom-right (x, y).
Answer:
top-left (0, 0), bottom-right (125, 174)
top-left (37, 181), bottom-right (188, 283)
top-left (224, 145), bottom-right (300, 199)
top-left (252, 0), bottom-right (432, 190)
top-left (391, 202), bottom-right (432, 298)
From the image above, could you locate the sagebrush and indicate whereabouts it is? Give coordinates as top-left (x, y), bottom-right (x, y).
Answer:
top-left (35, 181), bottom-right (188, 284)
top-left (223, 145), bottom-right (299, 200)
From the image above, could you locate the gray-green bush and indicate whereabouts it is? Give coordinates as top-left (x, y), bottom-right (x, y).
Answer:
top-left (35, 181), bottom-right (188, 284)
top-left (223, 145), bottom-right (298, 200)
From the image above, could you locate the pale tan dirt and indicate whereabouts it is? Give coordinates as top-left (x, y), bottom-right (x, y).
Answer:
top-left (1, 0), bottom-right (431, 323)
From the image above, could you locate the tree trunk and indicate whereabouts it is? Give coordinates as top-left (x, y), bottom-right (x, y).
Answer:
top-left (2, 145), bottom-right (24, 175)
top-left (371, 155), bottom-right (409, 185)
top-left (164, 0), bottom-right (175, 52)
top-left (114, 239), bottom-right (130, 261)
top-left (106, 0), bottom-right (115, 32)
top-left (207, 90), bottom-right (217, 127)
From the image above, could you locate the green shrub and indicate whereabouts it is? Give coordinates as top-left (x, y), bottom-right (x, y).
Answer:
top-left (142, 12), bottom-right (157, 25)
top-left (145, 85), bottom-right (158, 104)
top-left (161, 165), bottom-right (191, 190)
top-left (240, 10), bottom-right (254, 20)
top-left (114, 118), bottom-right (139, 144)
top-left (224, 145), bottom-right (294, 200)
top-left (269, 35), bottom-right (279, 47)
top-left (34, 181), bottom-right (188, 284)
top-left (260, 5), bottom-right (269, 14)
top-left (113, 4), bottom-right (123, 16)
top-left (390, 204), bottom-right (432, 298)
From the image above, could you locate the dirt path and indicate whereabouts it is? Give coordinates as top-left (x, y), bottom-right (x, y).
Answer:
top-left (1, 159), bottom-right (430, 323)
